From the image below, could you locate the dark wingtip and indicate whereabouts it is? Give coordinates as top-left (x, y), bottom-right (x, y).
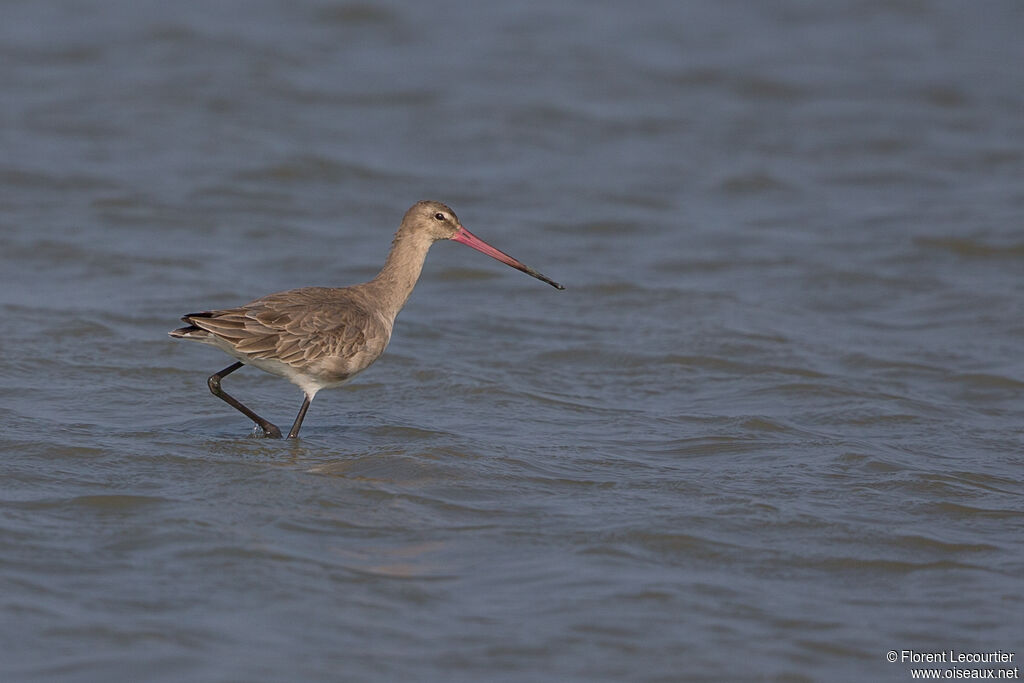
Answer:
top-left (171, 312), bottom-right (210, 338)
top-left (182, 311), bottom-right (213, 324)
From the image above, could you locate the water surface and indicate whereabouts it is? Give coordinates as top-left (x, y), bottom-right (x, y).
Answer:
top-left (1, 1), bottom-right (1022, 681)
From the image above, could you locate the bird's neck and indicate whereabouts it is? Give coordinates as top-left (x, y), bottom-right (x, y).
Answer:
top-left (365, 229), bottom-right (434, 319)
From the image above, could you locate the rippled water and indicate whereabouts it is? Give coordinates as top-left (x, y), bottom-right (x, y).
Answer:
top-left (2, 1), bottom-right (1023, 681)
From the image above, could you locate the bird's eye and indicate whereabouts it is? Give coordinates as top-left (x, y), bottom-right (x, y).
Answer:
top-left (434, 212), bottom-right (446, 221)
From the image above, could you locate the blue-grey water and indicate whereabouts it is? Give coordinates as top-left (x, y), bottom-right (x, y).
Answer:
top-left (2, 1), bottom-right (1022, 681)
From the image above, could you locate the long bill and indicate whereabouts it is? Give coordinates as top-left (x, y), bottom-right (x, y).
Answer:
top-left (450, 226), bottom-right (565, 290)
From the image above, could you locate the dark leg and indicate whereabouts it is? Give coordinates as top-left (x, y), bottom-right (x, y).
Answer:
top-left (207, 362), bottom-right (282, 438)
top-left (287, 395), bottom-right (313, 439)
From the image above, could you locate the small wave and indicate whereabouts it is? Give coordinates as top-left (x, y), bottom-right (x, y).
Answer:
top-left (234, 155), bottom-right (406, 185)
top-left (926, 502), bottom-right (1024, 519)
top-left (949, 372), bottom-right (1024, 390)
top-left (68, 494), bottom-right (167, 510)
top-left (914, 236), bottom-right (1024, 259)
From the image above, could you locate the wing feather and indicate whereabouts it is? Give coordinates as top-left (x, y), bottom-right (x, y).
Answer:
top-left (183, 287), bottom-right (391, 380)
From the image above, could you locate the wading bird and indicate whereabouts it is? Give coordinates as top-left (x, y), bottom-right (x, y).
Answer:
top-left (169, 200), bottom-right (563, 438)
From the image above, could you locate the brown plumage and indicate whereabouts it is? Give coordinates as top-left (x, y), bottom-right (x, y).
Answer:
top-left (170, 200), bottom-right (563, 439)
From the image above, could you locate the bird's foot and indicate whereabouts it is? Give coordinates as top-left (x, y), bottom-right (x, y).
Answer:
top-left (251, 422), bottom-right (283, 439)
